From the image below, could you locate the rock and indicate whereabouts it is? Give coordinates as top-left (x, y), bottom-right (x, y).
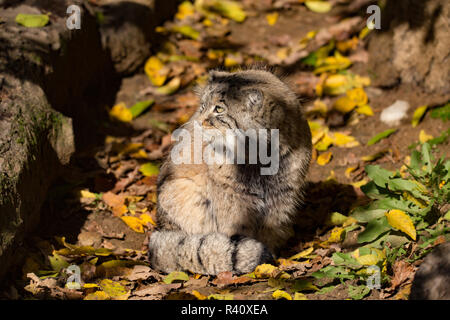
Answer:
top-left (367, 0), bottom-right (450, 105)
top-left (380, 100), bottom-right (410, 126)
top-left (0, 1), bottom-right (115, 280)
top-left (90, 0), bottom-right (178, 75)
top-left (410, 242), bottom-right (450, 300)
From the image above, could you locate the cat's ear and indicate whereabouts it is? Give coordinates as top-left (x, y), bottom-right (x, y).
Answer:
top-left (245, 89), bottom-right (263, 108)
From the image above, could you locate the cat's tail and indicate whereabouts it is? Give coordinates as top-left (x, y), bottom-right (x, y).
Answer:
top-left (148, 231), bottom-right (274, 275)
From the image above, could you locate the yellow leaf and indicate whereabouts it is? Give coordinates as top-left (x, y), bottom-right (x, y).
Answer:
top-left (110, 103), bottom-right (133, 122)
top-left (419, 130), bottom-right (433, 143)
top-left (314, 133), bottom-right (334, 151)
top-left (191, 290), bottom-right (207, 300)
top-left (129, 149), bottom-right (148, 159)
top-left (351, 179), bottom-right (368, 188)
top-left (385, 209), bottom-right (416, 240)
top-left (202, 0), bottom-right (247, 22)
top-left (394, 284), bottom-right (411, 300)
top-left (144, 56), bottom-right (168, 87)
top-left (355, 104), bottom-right (374, 116)
top-left (120, 216), bottom-right (145, 233)
top-left (175, 1), bottom-right (195, 20)
top-left (289, 247), bottom-right (314, 260)
top-left (83, 283), bottom-right (100, 289)
top-left (254, 264), bottom-right (278, 278)
top-left (361, 149), bottom-right (389, 162)
top-left (326, 170), bottom-right (336, 181)
top-left (266, 12), bottom-right (278, 26)
top-left (345, 166), bottom-right (357, 178)
top-left (325, 227), bottom-right (345, 244)
top-left (333, 96), bottom-right (357, 113)
top-left (317, 151), bottom-right (332, 166)
top-left (314, 53), bottom-right (352, 74)
top-left (359, 26), bottom-right (371, 39)
top-left (171, 25), bottom-right (200, 40)
top-left (352, 248), bottom-right (385, 266)
top-left (79, 189), bottom-right (97, 199)
top-left (323, 74), bottom-right (349, 95)
top-left (84, 291), bottom-right (110, 300)
top-left (346, 87), bottom-right (368, 106)
top-left (272, 289), bottom-right (292, 300)
top-left (305, 1), bottom-right (332, 13)
top-left (163, 271), bottom-right (190, 284)
top-left (276, 47), bottom-right (290, 60)
top-left (99, 279), bottom-right (130, 300)
top-left (156, 77), bottom-right (181, 95)
top-left (294, 292), bottom-right (308, 300)
top-left (412, 105), bottom-right (428, 127)
top-left (139, 162), bottom-right (159, 177)
top-left (202, 18), bottom-right (213, 27)
top-left (331, 132), bottom-right (360, 148)
top-left (140, 213), bottom-right (156, 226)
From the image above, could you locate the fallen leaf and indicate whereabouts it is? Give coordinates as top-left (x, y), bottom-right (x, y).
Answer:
top-left (120, 216), bottom-right (145, 233)
top-left (367, 129), bottom-right (397, 146)
top-left (289, 247), bottom-right (314, 260)
top-left (391, 260), bottom-right (415, 289)
top-left (99, 279), bottom-right (130, 300)
top-left (110, 103), bottom-right (133, 122)
top-left (419, 130), bottom-right (433, 143)
top-left (272, 289), bottom-right (292, 300)
top-left (139, 162), bottom-right (159, 177)
top-left (411, 105), bottom-right (428, 127)
top-left (84, 291), bottom-right (110, 300)
top-left (156, 77), bottom-right (181, 95)
top-left (266, 12), bottom-right (279, 26)
top-left (385, 209), bottom-right (416, 240)
top-left (16, 13), bottom-right (49, 28)
top-left (175, 1), bottom-right (195, 20)
top-left (199, 0), bottom-right (246, 23)
top-left (317, 151), bottom-right (332, 166)
top-left (163, 271), bottom-right (190, 284)
top-left (171, 25), bottom-right (200, 40)
top-left (144, 56), bottom-right (168, 87)
top-left (293, 292), bottom-right (308, 300)
top-left (305, 1), bottom-right (332, 13)
top-left (129, 100), bottom-right (154, 118)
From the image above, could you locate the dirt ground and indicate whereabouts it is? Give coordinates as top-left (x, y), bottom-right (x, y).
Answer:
top-left (3, 1), bottom-right (448, 300)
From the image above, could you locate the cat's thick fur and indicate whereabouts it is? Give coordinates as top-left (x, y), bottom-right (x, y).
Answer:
top-left (148, 69), bottom-right (312, 275)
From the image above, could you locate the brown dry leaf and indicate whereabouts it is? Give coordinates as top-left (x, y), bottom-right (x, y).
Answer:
top-left (125, 265), bottom-right (162, 282)
top-left (102, 192), bottom-right (128, 216)
top-left (25, 273), bottom-right (83, 300)
top-left (391, 260), bottom-right (416, 290)
top-left (132, 283), bottom-right (182, 299)
top-left (212, 271), bottom-right (254, 287)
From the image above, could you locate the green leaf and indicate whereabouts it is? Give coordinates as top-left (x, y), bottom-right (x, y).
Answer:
top-left (348, 285), bottom-right (370, 300)
top-left (163, 271), bottom-right (189, 284)
top-left (130, 100), bottom-right (154, 118)
top-left (365, 165), bottom-right (394, 188)
top-left (430, 103), bottom-right (450, 121)
top-left (15, 13), bottom-right (49, 28)
top-left (367, 129), bottom-right (397, 146)
top-left (48, 253), bottom-right (69, 272)
top-left (357, 216), bottom-right (391, 243)
top-left (332, 252), bottom-right (362, 269)
top-left (351, 205), bottom-right (386, 223)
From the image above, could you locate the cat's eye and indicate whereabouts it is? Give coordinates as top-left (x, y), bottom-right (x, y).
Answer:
top-left (214, 106), bottom-right (224, 113)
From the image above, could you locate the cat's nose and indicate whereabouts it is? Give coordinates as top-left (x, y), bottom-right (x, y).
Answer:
top-left (202, 118), bottom-right (213, 128)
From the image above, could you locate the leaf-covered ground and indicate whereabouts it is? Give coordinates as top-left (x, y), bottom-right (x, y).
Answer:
top-left (3, 0), bottom-right (449, 300)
